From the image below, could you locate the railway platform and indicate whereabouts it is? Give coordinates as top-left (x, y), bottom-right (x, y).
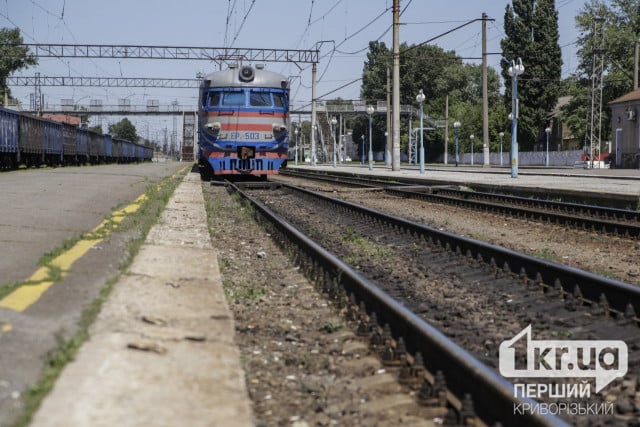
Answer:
top-left (288, 163), bottom-right (640, 205)
top-left (29, 171), bottom-right (253, 427)
top-left (23, 163), bottom-right (640, 426)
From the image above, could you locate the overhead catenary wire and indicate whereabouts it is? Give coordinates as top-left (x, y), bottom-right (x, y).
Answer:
top-left (284, 3), bottom-right (392, 100)
top-left (3, 1), bottom-right (587, 123)
top-left (224, 0), bottom-right (238, 47)
top-left (229, 0), bottom-right (257, 48)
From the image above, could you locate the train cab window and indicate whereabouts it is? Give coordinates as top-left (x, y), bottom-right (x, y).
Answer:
top-left (273, 93), bottom-right (285, 108)
top-left (207, 92), bottom-right (221, 107)
top-left (222, 91), bottom-right (245, 107)
top-left (249, 91), bottom-right (272, 107)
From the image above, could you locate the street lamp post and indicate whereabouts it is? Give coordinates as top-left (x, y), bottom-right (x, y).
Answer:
top-left (342, 134), bottom-right (346, 163)
top-left (416, 89), bottom-right (426, 175)
top-left (384, 131), bottom-right (388, 165)
top-left (499, 132), bottom-right (504, 166)
top-left (312, 125), bottom-right (317, 166)
top-left (361, 134), bottom-right (365, 165)
top-left (508, 58), bottom-right (525, 178)
top-left (470, 134), bottom-right (475, 166)
top-left (367, 105), bottom-right (374, 171)
top-left (453, 121), bottom-right (460, 166)
top-left (294, 127), bottom-right (299, 165)
top-left (545, 127), bottom-right (551, 167)
top-left (331, 116), bottom-right (338, 168)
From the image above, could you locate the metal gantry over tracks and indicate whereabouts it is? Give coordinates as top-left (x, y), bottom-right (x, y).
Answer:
top-left (15, 43), bottom-right (319, 63)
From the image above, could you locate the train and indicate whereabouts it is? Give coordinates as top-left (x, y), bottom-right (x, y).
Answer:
top-left (197, 64), bottom-right (290, 179)
top-left (0, 107), bottom-right (153, 169)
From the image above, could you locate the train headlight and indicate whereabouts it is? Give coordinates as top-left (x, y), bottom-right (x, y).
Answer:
top-left (206, 121), bottom-right (221, 135)
top-left (239, 66), bottom-right (255, 82)
top-left (272, 123), bottom-right (287, 135)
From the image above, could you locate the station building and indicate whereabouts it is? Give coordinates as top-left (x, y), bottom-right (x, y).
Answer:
top-left (609, 87), bottom-right (640, 168)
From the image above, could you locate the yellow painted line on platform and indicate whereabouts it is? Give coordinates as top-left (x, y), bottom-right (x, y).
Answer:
top-left (29, 266), bottom-right (51, 283)
top-left (0, 193), bottom-right (147, 313)
top-left (49, 239), bottom-right (103, 272)
top-left (0, 281), bottom-right (55, 312)
top-left (0, 318), bottom-right (12, 337)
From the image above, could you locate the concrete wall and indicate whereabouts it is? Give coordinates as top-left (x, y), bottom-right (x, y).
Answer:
top-left (443, 149), bottom-right (584, 167)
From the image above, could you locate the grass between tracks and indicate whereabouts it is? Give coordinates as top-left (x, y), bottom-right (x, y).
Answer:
top-left (8, 166), bottom-right (188, 427)
top-left (204, 187), bottom-right (270, 303)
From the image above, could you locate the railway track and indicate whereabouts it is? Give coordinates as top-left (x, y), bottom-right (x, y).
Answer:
top-left (224, 180), bottom-right (640, 426)
top-left (281, 169), bottom-right (640, 239)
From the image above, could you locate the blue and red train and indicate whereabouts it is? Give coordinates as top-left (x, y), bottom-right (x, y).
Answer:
top-left (0, 107), bottom-right (153, 169)
top-left (197, 64), bottom-right (290, 179)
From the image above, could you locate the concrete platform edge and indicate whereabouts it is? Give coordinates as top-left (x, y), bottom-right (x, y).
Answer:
top-left (29, 171), bottom-right (254, 427)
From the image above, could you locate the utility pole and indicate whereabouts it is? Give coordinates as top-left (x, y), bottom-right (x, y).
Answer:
top-left (482, 12), bottom-right (490, 167)
top-left (3, 78), bottom-right (8, 107)
top-left (634, 40), bottom-right (639, 90)
top-left (31, 72), bottom-right (43, 115)
top-left (588, 17), bottom-right (605, 168)
top-left (444, 95), bottom-right (449, 165)
top-left (311, 62), bottom-right (317, 166)
top-left (386, 66), bottom-right (391, 167)
top-left (171, 100), bottom-right (178, 159)
top-left (391, 0), bottom-right (401, 171)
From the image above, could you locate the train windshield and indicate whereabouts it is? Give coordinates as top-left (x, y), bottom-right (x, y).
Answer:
top-left (207, 92), bottom-right (221, 107)
top-left (249, 90), bottom-right (271, 107)
top-left (221, 91), bottom-right (245, 107)
top-left (204, 88), bottom-right (288, 110)
top-left (273, 92), bottom-right (286, 108)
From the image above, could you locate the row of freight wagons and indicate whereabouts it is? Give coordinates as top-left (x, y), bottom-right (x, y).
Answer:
top-left (0, 107), bottom-right (153, 169)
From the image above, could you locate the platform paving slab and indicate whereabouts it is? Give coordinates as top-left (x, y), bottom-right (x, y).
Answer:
top-left (29, 172), bottom-right (254, 427)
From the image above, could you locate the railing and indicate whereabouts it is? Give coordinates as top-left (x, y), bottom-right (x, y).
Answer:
top-left (14, 100), bottom-right (426, 117)
top-left (10, 104), bottom-right (196, 115)
top-left (291, 100), bottom-right (417, 115)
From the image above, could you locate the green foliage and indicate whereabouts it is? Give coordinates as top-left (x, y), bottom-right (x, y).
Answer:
top-left (501, 0), bottom-right (562, 150)
top-left (0, 28), bottom-right (38, 104)
top-left (357, 40), bottom-right (507, 159)
top-left (108, 118), bottom-right (139, 142)
top-left (562, 0), bottom-right (640, 143)
top-left (87, 125), bottom-right (103, 134)
top-left (320, 322), bottom-right (343, 333)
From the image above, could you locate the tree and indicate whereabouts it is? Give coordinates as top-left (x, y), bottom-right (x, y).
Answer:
top-left (108, 118), bottom-right (139, 142)
top-left (88, 125), bottom-right (103, 134)
top-left (501, 0), bottom-right (562, 150)
top-left (0, 28), bottom-right (38, 105)
top-left (561, 0), bottom-right (640, 145)
top-left (358, 41), bottom-right (504, 159)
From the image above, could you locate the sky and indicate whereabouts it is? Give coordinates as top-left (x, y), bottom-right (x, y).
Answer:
top-left (1, 0), bottom-right (587, 144)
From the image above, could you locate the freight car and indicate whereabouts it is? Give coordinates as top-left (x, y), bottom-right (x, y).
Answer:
top-left (0, 107), bottom-right (153, 169)
top-left (0, 107), bottom-right (18, 169)
top-left (197, 64), bottom-right (290, 179)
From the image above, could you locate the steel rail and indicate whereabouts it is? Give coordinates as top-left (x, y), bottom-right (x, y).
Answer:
top-left (386, 187), bottom-right (640, 239)
top-left (431, 187), bottom-right (640, 222)
top-left (280, 182), bottom-right (640, 320)
top-left (280, 168), bottom-right (409, 187)
top-left (281, 169), bottom-right (640, 239)
top-left (224, 180), bottom-right (566, 427)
